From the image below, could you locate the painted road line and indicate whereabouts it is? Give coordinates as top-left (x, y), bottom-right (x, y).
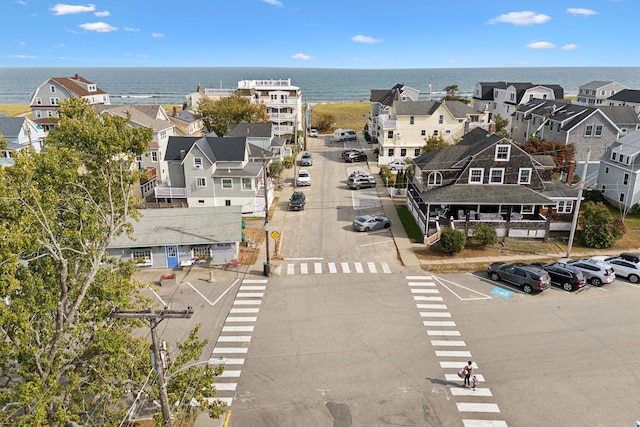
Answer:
top-left (328, 262), bottom-right (337, 274)
top-left (428, 330), bottom-right (461, 336)
top-left (411, 289), bottom-right (440, 294)
top-left (368, 262), bottom-right (377, 273)
top-left (214, 383), bottom-right (237, 391)
top-left (218, 336), bottom-right (251, 343)
top-left (420, 312), bottom-right (452, 317)
top-left (212, 348), bottom-right (248, 354)
top-left (381, 262), bottom-right (391, 273)
top-left (226, 317), bottom-right (257, 322)
top-left (243, 279), bottom-right (268, 284)
top-left (236, 292), bottom-right (264, 298)
top-left (409, 282), bottom-right (436, 287)
top-left (239, 286), bottom-right (266, 291)
top-left (406, 276), bottom-right (433, 280)
top-left (354, 262), bottom-right (364, 273)
top-left (431, 340), bottom-right (466, 346)
top-left (209, 357), bottom-right (245, 365)
top-left (230, 308), bottom-right (259, 314)
top-left (414, 296), bottom-right (444, 301)
top-left (416, 304), bottom-right (447, 309)
top-left (341, 262), bottom-right (350, 273)
top-left (206, 396), bottom-right (234, 406)
top-left (222, 326), bottom-right (254, 332)
top-left (446, 374), bottom-right (485, 382)
top-left (287, 264), bottom-right (294, 275)
top-left (440, 361), bottom-right (478, 369)
top-left (219, 370), bottom-right (241, 378)
top-left (463, 420), bottom-right (507, 427)
top-left (301, 263), bottom-right (309, 274)
top-left (314, 262), bottom-right (322, 274)
top-left (233, 300), bottom-right (261, 305)
top-left (423, 321), bottom-right (456, 327)
top-left (451, 388), bottom-right (492, 397)
top-left (435, 350), bottom-right (472, 357)
top-left (456, 403), bottom-right (500, 413)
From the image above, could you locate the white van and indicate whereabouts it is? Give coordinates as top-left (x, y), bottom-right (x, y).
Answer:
top-left (333, 129), bottom-right (357, 142)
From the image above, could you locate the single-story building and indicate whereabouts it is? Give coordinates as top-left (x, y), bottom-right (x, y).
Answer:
top-left (107, 206), bottom-right (242, 268)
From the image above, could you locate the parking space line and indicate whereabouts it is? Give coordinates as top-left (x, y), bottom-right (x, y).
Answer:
top-left (432, 275), bottom-right (493, 300)
top-left (147, 286), bottom-right (167, 306)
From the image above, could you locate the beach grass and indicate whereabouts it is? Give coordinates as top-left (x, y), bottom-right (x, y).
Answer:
top-left (310, 102), bottom-right (370, 131)
top-left (0, 104), bottom-right (30, 116)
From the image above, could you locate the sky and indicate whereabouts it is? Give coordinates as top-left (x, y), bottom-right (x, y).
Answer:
top-left (2, 0), bottom-right (638, 68)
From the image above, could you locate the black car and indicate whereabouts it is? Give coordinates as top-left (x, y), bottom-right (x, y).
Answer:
top-left (288, 191), bottom-right (306, 210)
top-left (541, 264), bottom-right (586, 292)
top-left (345, 152), bottom-right (368, 163)
top-left (341, 149), bottom-right (363, 159)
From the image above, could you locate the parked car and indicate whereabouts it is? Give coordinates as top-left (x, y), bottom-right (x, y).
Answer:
top-left (556, 258), bottom-right (615, 286)
top-left (309, 128), bottom-right (318, 138)
top-left (590, 256), bottom-right (640, 283)
top-left (334, 129), bottom-right (357, 142)
top-left (345, 152), bottom-right (368, 163)
top-left (342, 149), bottom-right (363, 159)
top-left (540, 264), bottom-right (586, 291)
top-left (296, 169), bottom-right (311, 186)
top-left (619, 252), bottom-right (640, 263)
top-left (288, 191), bottom-right (306, 211)
top-left (352, 215), bottom-right (391, 232)
top-left (387, 159), bottom-right (409, 171)
top-left (487, 262), bottom-right (551, 294)
top-left (348, 170), bottom-right (369, 180)
top-left (349, 175), bottom-right (376, 190)
top-left (300, 152), bottom-right (313, 166)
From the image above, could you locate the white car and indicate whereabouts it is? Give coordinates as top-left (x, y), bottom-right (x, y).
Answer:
top-left (387, 159), bottom-right (409, 171)
top-left (591, 256), bottom-right (640, 283)
top-left (296, 169), bottom-right (311, 186)
top-left (309, 129), bottom-right (318, 138)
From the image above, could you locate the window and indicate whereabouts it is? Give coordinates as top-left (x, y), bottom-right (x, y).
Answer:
top-left (414, 148), bottom-right (421, 157)
top-left (495, 145), bottom-right (510, 161)
top-left (35, 110), bottom-right (42, 118)
top-left (438, 115), bottom-right (444, 124)
top-left (221, 178), bottom-right (232, 189)
top-left (433, 130), bottom-right (439, 136)
top-left (191, 245), bottom-right (210, 258)
top-left (47, 110), bottom-right (53, 118)
top-left (197, 199), bottom-right (205, 205)
top-left (427, 172), bottom-right (442, 186)
top-left (594, 125), bottom-right (603, 137)
top-left (469, 168), bottom-right (483, 184)
top-left (585, 125), bottom-right (593, 137)
top-left (151, 151), bottom-right (158, 162)
top-left (519, 168), bottom-right (532, 184)
top-left (130, 248), bottom-right (151, 264)
top-left (50, 85), bottom-right (56, 93)
top-left (36, 97), bottom-right (42, 105)
top-left (410, 116), bottom-right (415, 125)
top-left (601, 185), bottom-right (606, 193)
top-left (620, 154), bottom-right (625, 164)
top-left (387, 130), bottom-right (394, 139)
top-left (225, 200), bottom-right (231, 206)
top-left (489, 168), bottom-right (504, 184)
top-left (624, 173), bottom-right (629, 185)
top-left (549, 122), bottom-right (553, 131)
top-left (159, 130), bottom-right (167, 140)
top-left (445, 129), bottom-right (451, 134)
top-left (193, 157), bottom-right (203, 169)
top-left (605, 167), bottom-right (609, 174)
top-left (242, 178), bottom-right (252, 190)
top-left (400, 148), bottom-right (407, 157)
top-left (196, 177), bottom-right (206, 187)
top-left (421, 130), bottom-right (426, 136)
top-left (620, 193), bottom-right (625, 203)
top-left (612, 152), bottom-right (617, 161)
top-left (388, 148), bottom-right (395, 156)
top-left (557, 200), bottom-right (573, 214)
top-left (49, 97), bottom-right (59, 105)
top-left (522, 205), bottom-right (534, 214)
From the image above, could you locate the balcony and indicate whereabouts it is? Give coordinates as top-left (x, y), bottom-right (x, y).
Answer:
top-left (260, 100), bottom-right (299, 109)
top-left (378, 115), bottom-right (396, 128)
top-left (269, 112), bottom-right (296, 122)
top-left (273, 125), bottom-right (294, 135)
top-left (154, 186), bottom-right (187, 199)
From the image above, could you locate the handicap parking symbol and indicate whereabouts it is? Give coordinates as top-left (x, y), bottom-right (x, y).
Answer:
top-left (490, 287), bottom-right (513, 299)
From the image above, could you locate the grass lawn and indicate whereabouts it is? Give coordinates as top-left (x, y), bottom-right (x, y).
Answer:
top-left (310, 102), bottom-right (370, 133)
top-left (395, 204), bottom-right (424, 244)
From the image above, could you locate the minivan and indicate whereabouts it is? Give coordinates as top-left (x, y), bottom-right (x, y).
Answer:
top-left (334, 129), bottom-right (357, 142)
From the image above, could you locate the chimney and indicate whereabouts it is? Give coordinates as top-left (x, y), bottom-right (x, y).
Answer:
top-left (179, 149), bottom-right (186, 160)
top-left (173, 106), bottom-right (177, 116)
top-left (488, 121), bottom-right (496, 134)
top-left (74, 73), bottom-right (79, 79)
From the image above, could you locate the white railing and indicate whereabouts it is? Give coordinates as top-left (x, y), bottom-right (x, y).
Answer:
top-left (378, 118), bottom-right (397, 128)
top-left (154, 187), bottom-right (187, 198)
top-left (269, 113), bottom-right (296, 121)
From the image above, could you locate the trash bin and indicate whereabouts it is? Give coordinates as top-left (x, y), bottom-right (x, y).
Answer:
top-left (263, 261), bottom-right (270, 277)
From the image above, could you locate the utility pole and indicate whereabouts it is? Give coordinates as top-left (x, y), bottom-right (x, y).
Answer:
top-left (566, 147), bottom-right (591, 258)
top-left (111, 306), bottom-right (194, 427)
top-left (262, 154), bottom-right (270, 276)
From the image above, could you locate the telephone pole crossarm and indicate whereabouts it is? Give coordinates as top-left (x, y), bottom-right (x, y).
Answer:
top-left (110, 306), bottom-right (194, 320)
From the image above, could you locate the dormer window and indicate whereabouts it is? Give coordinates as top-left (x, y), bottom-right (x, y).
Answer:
top-left (193, 157), bottom-right (203, 169)
top-left (427, 172), bottom-right (442, 186)
top-left (88, 84), bottom-right (96, 92)
top-left (495, 145), bottom-right (510, 161)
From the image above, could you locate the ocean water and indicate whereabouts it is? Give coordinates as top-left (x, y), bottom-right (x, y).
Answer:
top-left (2, 66), bottom-right (640, 106)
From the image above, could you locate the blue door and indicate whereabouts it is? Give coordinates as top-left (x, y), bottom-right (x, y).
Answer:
top-left (165, 245), bottom-right (178, 268)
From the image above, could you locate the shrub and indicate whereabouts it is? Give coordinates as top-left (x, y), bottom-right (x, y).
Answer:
top-left (440, 228), bottom-right (467, 254)
top-left (579, 201), bottom-right (626, 248)
top-left (472, 224), bottom-right (497, 246)
top-left (583, 189), bottom-right (605, 204)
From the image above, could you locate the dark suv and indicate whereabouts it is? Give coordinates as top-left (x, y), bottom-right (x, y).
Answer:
top-left (288, 191), bottom-right (306, 211)
top-left (487, 262), bottom-right (551, 294)
top-left (541, 264), bottom-right (586, 292)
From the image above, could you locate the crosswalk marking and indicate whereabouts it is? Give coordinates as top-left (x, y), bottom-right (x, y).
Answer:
top-left (219, 370), bottom-right (241, 378)
top-left (355, 262), bottom-right (364, 273)
top-left (406, 275), bottom-right (433, 280)
top-left (341, 262), bottom-right (350, 273)
top-left (456, 403), bottom-right (500, 413)
top-left (414, 296), bottom-right (443, 301)
top-left (218, 336), bottom-right (251, 343)
top-left (434, 350), bottom-right (472, 357)
top-left (440, 361), bottom-right (478, 369)
top-left (243, 279), bottom-right (267, 284)
top-left (328, 262), bottom-right (337, 273)
top-left (205, 397), bottom-right (233, 406)
top-left (451, 388), bottom-right (492, 397)
top-left (214, 383), bottom-right (237, 391)
top-left (411, 288), bottom-right (439, 294)
top-left (222, 326), bottom-right (254, 332)
top-left (233, 299), bottom-right (261, 305)
top-left (300, 263), bottom-right (308, 274)
top-left (420, 312), bottom-right (451, 317)
top-left (445, 374), bottom-right (485, 382)
top-left (239, 286), bottom-right (265, 291)
top-left (428, 330), bottom-right (460, 336)
top-left (381, 262), bottom-right (391, 273)
top-left (230, 308), bottom-right (259, 314)
top-left (314, 262), bottom-right (322, 274)
top-left (423, 321), bottom-right (456, 327)
top-left (237, 292), bottom-right (263, 298)
top-left (287, 264), bottom-right (295, 275)
top-left (462, 420), bottom-right (508, 427)
top-left (226, 316), bottom-right (257, 322)
top-left (281, 261), bottom-right (392, 275)
top-left (367, 262), bottom-right (377, 273)
top-left (408, 282), bottom-right (435, 287)
top-left (431, 340), bottom-right (466, 346)
top-left (212, 347), bottom-right (248, 354)
top-left (416, 304), bottom-right (447, 309)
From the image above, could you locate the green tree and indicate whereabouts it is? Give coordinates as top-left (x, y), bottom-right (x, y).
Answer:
top-left (395, 169), bottom-right (406, 188)
top-left (421, 135), bottom-right (448, 154)
top-left (579, 201), bottom-right (626, 249)
top-left (442, 84), bottom-right (470, 104)
top-left (472, 224), bottom-right (498, 246)
top-left (0, 98), bottom-right (223, 425)
top-left (268, 159), bottom-right (285, 182)
top-left (440, 228), bottom-right (467, 254)
top-left (195, 93), bottom-right (269, 136)
top-left (493, 114), bottom-right (509, 138)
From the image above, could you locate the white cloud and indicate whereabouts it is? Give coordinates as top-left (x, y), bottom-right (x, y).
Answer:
top-left (567, 8), bottom-right (597, 16)
top-left (526, 41), bottom-right (555, 49)
top-left (94, 10), bottom-right (110, 17)
top-left (351, 34), bottom-right (383, 44)
top-left (9, 54), bottom-right (36, 59)
top-left (353, 57), bottom-right (364, 62)
top-left (488, 11), bottom-right (551, 26)
top-left (123, 27), bottom-right (140, 32)
top-left (79, 22), bottom-right (117, 32)
top-left (50, 3), bottom-right (96, 15)
top-left (562, 43), bottom-right (578, 50)
top-left (447, 58), bottom-right (459, 63)
top-left (14, 0), bottom-right (27, 5)
top-left (151, 33), bottom-right (165, 38)
top-left (291, 52), bottom-right (313, 60)
top-left (262, 0), bottom-right (283, 6)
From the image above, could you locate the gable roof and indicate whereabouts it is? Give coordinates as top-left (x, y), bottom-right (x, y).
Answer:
top-left (370, 83), bottom-right (411, 106)
top-left (51, 74), bottom-right (108, 97)
top-left (579, 80), bottom-right (617, 90)
top-left (226, 122), bottom-right (272, 138)
top-left (94, 104), bottom-right (174, 131)
top-left (0, 116), bottom-right (26, 138)
top-left (607, 89), bottom-right (640, 104)
top-left (598, 106), bottom-right (640, 125)
top-left (164, 135), bottom-right (247, 163)
top-left (395, 100), bottom-right (440, 116)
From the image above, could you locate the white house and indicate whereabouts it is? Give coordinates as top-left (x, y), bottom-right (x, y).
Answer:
top-left (575, 81), bottom-right (628, 107)
top-left (0, 115), bottom-right (46, 157)
top-left (597, 131), bottom-right (640, 210)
